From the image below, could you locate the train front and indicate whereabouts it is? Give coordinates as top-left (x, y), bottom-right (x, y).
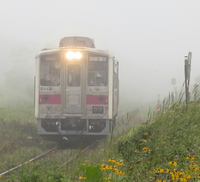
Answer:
top-left (35, 37), bottom-right (119, 142)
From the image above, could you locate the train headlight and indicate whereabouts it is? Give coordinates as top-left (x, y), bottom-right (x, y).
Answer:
top-left (74, 52), bottom-right (82, 59)
top-left (66, 51), bottom-right (74, 59)
top-left (66, 51), bottom-right (82, 59)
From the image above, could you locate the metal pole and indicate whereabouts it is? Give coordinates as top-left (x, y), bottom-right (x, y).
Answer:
top-left (184, 52), bottom-right (192, 105)
top-left (185, 57), bottom-right (189, 105)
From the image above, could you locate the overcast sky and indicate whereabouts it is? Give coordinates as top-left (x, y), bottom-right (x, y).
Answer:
top-left (1, 0), bottom-right (200, 102)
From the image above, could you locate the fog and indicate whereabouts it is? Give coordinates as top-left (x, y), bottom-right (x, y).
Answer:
top-left (1, 0), bottom-right (200, 108)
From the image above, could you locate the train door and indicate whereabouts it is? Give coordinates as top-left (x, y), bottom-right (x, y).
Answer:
top-left (66, 64), bottom-right (82, 114)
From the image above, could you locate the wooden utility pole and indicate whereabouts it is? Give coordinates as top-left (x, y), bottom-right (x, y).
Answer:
top-left (184, 52), bottom-right (192, 105)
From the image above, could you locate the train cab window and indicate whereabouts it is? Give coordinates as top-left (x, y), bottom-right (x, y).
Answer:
top-left (88, 55), bottom-right (108, 87)
top-left (67, 65), bottom-right (80, 87)
top-left (40, 54), bottom-right (61, 86)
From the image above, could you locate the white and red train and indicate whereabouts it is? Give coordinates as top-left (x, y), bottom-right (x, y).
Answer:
top-left (34, 37), bottom-right (119, 142)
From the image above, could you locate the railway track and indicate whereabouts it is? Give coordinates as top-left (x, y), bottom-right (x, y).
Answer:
top-left (0, 146), bottom-right (58, 177)
top-left (0, 110), bottom-right (137, 178)
top-left (0, 143), bottom-right (95, 177)
top-left (57, 142), bottom-right (95, 170)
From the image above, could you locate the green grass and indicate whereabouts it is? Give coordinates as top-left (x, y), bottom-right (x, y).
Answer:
top-left (0, 101), bottom-right (56, 176)
top-left (3, 94), bottom-right (200, 181)
top-left (117, 101), bottom-right (200, 181)
top-left (0, 107), bottom-right (142, 182)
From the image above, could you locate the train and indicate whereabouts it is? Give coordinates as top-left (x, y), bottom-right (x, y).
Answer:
top-left (34, 36), bottom-right (119, 144)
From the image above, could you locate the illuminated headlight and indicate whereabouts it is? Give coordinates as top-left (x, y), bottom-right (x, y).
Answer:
top-left (66, 51), bottom-right (82, 59)
top-left (66, 51), bottom-right (74, 59)
top-left (75, 52), bottom-right (82, 59)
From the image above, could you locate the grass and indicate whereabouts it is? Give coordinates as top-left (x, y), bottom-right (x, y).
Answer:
top-left (0, 99), bottom-right (56, 176)
top-left (0, 105), bottom-right (142, 182)
top-left (117, 101), bottom-right (200, 181)
top-left (2, 90), bottom-right (200, 181)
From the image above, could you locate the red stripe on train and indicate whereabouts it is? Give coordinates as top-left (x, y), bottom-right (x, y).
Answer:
top-left (86, 95), bottom-right (108, 105)
top-left (39, 95), bottom-right (61, 104)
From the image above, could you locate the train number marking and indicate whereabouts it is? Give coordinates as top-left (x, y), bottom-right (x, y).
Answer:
top-left (40, 87), bottom-right (50, 91)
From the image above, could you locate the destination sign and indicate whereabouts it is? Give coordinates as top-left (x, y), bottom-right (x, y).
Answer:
top-left (89, 56), bottom-right (107, 61)
top-left (45, 57), bottom-right (56, 61)
top-left (41, 53), bottom-right (60, 62)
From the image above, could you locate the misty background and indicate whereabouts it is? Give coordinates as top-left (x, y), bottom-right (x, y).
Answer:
top-left (1, 0), bottom-right (200, 109)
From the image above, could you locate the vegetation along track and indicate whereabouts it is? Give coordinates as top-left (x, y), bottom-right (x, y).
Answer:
top-left (0, 141), bottom-right (96, 178)
top-left (0, 109), bottom-right (140, 180)
top-left (0, 146), bottom-right (58, 177)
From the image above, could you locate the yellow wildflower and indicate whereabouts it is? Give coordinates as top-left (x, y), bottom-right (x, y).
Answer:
top-left (112, 166), bottom-right (117, 171)
top-left (105, 165), bottom-right (109, 169)
top-left (170, 172), bottom-right (175, 180)
top-left (143, 132), bottom-right (148, 135)
top-left (108, 159), bottom-right (116, 163)
top-left (180, 178), bottom-right (187, 182)
top-left (174, 169), bottom-right (178, 173)
top-left (184, 174), bottom-right (191, 179)
top-left (169, 161), bottom-right (177, 166)
top-left (103, 177), bottom-right (111, 180)
top-left (135, 150), bottom-right (139, 153)
top-left (166, 169), bottom-right (170, 173)
top-left (156, 168), bottom-right (164, 173)
top-left (101, 164), bottom-right (106, 170)
top-left (192, 167), bottom-right (197, 171)
top-left (186, 156), bottom-right (194, 160)
top-left (143, 147), bottom-right (148, 152)
top-left (119, 171), bottom-right (125, 175)
top-left (156, 180), bottom-right (165, 182)
top-left (190, 162), bottom-right (195, 167)
top-left (115, 170), bottom-right (125, 175)
top-left (116, 161), bottom-right (124, 166)
top-left (79, 176), bottom-right (86, 180)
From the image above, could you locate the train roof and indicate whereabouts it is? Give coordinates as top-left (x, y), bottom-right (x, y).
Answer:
top-left (36, 47), bottom-right (112, 58)
top-left (59, 36), bottom-right (95, 48)
top-left (36, 37), bottom-right (113, 58)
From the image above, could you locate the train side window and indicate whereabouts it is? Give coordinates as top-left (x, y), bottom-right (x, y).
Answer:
top-left (114, 59), bottom-right (118, 79)
top-left (40, 60), bottom-right (61, 86)
top-left (88, 55), bottom-right (108, 86)
top-left (67, 65), bottom-right (80, 87)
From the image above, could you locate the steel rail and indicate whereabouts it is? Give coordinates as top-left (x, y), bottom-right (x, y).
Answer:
top-left (0, 146), bottom-right (58, 177)
top-left (0, 111), bottom-right (133, 177)
top-left (57, 143), bottom-right (95, 170)
top-left (57, 111), bottom-right (134, 171)
top-left (57, 110), bottom-right (136, 171)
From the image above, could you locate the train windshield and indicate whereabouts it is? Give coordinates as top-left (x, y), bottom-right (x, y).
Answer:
top-left (67, 64), bottom-right (81, 87)
top-left (40, 53), bottom-right (61, 86)
top-left (88, 55), bottom-right (108, 86)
